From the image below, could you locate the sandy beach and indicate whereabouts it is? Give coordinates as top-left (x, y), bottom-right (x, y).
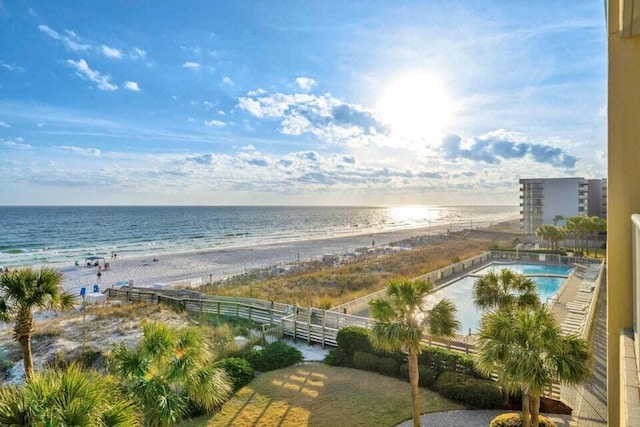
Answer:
top-left (53, 223), bottom-right (465, 296)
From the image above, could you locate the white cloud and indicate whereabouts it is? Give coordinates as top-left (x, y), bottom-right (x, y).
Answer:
top-left (124, 81), bottom-right (140, 92)
top-left (183, 62), bottom-right (201, 69)
top-left (295, 77), bottom-right (317, 91)
top-left (0, 121), bottom-right (10, 128)
top-left (56, 145), bottom-right (101, 156)
top-left (101, 45), bottom-right (122, 59)
top-left (187, 117), bottom-right (195, 122)
top-left (67, 59), bottom-right (118, 91)
top-left (217, 110), bottom-right (226, 116)
top-left (222, 76), bottom-right (234, 86)
top-left (237, 90), bottom-right (388, 147)
top-left (129, 47), bottom-right (146, 60)
top-left (247, 88), bottom-right (266, 96)
top-left (38, 24), bottom-right (146, 62)
top-left (38, 25), bottom-right (90, 51)
top-left (204, 119), bottom-right (226, 127)
top-left (2, 140), bottom-right (31, 150)
top-left (180, 45), bottom-right (202, 56)
top-left (1, 62), bottom-right (24, 72)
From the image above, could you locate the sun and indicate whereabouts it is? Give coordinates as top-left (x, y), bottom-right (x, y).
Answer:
top-left (378, 71), bottom-right (452, 143)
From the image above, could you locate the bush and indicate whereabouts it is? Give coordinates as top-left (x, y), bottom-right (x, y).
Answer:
top-left (399, 363), bottom-right (438, 387)
top-left (245, 341), bottom-right (302, 372)
top-left (217, 357), bottom-right (255, 391)
top-left (336, 326), bottom-right (371, 364)
top-left (435, 372), bottom-right (502, 408)
top-left (353, 351), bottom-right (379, 371)
top-left (353, 351), bottom-right (400, 377)
top-left (324, 348), bottom-right (350, 366)
top-left (489, 413), bottom-right (557, 427)
top-left (418, 346), bottom-right (486, 378)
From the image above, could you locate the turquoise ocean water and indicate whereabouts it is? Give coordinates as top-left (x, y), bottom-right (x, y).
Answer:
top-left (0, 205), bottom-right (518, 267)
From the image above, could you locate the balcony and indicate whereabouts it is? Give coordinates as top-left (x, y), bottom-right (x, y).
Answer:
top-left (623, 214), bottom-right (640, 425)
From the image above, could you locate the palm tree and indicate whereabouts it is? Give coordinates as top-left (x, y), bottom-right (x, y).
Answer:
top-left (0, 364), bottom-right (140, 426)
top-left (535, 224), bottom-right (552, 249)
top-left (0, 267), bottom-right (75, 379)
top-left (473, 268), bottom-right (540, 313)
top-left (473, 268), bottom-right (540, 405)
top-left (551, 226), bottom-right (567, 251)
top-left (109, 322), bottom-right (232, 427)
top-left (475, 305), bottom-right (591, 427)
top-left (593, 217), bottom-right (607, 257)
top-left (369, 279), bottom-right (459, 427)
top-left (566, 215), bottom-right (587, 253)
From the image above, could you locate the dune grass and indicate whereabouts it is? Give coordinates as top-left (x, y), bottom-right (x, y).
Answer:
top-left (182, 363), bottom-right (464, 427)
top-left (206, 233), bottom-right (514, 307)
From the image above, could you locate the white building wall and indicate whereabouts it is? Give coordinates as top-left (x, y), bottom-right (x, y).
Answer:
top-left (542, 178), bottom-right (585, 224)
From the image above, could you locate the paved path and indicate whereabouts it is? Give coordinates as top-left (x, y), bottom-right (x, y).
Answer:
top-left (395, 410), bottom-right (571, 426)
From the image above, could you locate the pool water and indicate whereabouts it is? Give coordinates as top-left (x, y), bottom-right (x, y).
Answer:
top-left (431, 263), bottom-right (572, 334)
top-left (474, 263), bottom-right (574, 276)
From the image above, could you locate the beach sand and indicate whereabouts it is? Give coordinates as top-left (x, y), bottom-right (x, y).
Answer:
top-left (54, 224), bottom-right (466, 296)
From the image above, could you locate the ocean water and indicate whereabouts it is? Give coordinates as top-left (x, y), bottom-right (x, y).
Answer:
top-left (0, 205), bottom-right (518, 267)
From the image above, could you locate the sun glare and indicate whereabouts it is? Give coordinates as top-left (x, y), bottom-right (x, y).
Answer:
top-left (378, 72), bottom-right (451, 143)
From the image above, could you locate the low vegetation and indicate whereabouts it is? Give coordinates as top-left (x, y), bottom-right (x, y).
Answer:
top-left (489, 413), bottom-right (557, 427)
top-left (244, 341), bottom-right (303, 372)
top-left (203, 231), bottom-right (514, 306)
top-left (435, 371), bottom-right (503, 408)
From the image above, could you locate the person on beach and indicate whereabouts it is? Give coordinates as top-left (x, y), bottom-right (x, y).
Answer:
top-left (97, 271), bottom-right (102, 282)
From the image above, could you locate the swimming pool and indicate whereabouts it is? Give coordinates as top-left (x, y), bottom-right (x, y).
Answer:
top-left (431, 263), bottom-right (573, 334)
top-left (473, 263), bottom-right (574, 277)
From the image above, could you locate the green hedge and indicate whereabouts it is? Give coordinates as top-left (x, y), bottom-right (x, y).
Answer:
top-left (418, 346), bottom-right (486, 378)
top-left (399, 363), bottom-right (438, 387)
top-left (216, 357), bottom-right (255, 391)
top-left (245, 341), bottom-right (302, 372)
top-left (336, 326), bottom-right (372, 364)
top-left (489, 413), bottom-right (557, 427)
top-left (435, 371), bottom-right (502, 408)
top-left (353, 351), bottom-right (400, 377)
top-left (324, 348), bottom-right (350, 366)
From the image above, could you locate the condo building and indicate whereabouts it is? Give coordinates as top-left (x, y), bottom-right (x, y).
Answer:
top-left (519, 177), bottom-right (607, 233)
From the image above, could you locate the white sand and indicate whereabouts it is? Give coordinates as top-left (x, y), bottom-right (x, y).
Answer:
top-left (53, 224), bottom-right (458, 296)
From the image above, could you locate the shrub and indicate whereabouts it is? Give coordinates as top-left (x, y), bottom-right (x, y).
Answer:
top-left (435, 371), bottom-right (502, 408)
top-left (353, 351), bottom-right (400, 377)
top-left (399, 363), bottom-right (438, 387)
top-left (336, 326), bottom-right (371, 364)
top-left (489, 413), bottom-right (557, 427)
top-left (217, 357), bottom-right (255, 391)
top-left (324, 348), bottom-right (350, 366)
top-left (353, 351), bottom-right (379, 371)
top-left (245, 341), bottom-right (302, 372)
top-left (418, 346), bottom-right (486, 378)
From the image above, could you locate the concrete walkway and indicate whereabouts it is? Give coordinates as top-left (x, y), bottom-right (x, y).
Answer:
top-left (395, 410), bottom-right (571, 427)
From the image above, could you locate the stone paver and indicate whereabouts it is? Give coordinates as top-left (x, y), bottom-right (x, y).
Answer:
top-left (395, 410), bottom-right (571, 427)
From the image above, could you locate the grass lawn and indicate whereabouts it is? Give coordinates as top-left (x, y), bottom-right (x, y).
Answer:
top-left (182, 363), bottom-right (464, 427)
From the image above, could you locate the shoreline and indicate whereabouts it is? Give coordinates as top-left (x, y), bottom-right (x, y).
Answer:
top-left (51, 221), bottom-right (510, 296)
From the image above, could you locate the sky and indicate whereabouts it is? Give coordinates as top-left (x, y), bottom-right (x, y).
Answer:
top-left (0, 1), bottom-right (607, 206)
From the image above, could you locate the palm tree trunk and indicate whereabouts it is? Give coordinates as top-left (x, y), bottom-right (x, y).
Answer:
top-left (502, 385), bottom-right (510, 407)
top-left (15, 308), bottom-right (34, 380)
top-left (530, 394), bottom-right (541, 427)
top-left (522, 390), bottom-right (531, 427)
top-left (408, 349), bottom-right (421, 427)
top-left (19, 337), bottom-right (34, 380)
